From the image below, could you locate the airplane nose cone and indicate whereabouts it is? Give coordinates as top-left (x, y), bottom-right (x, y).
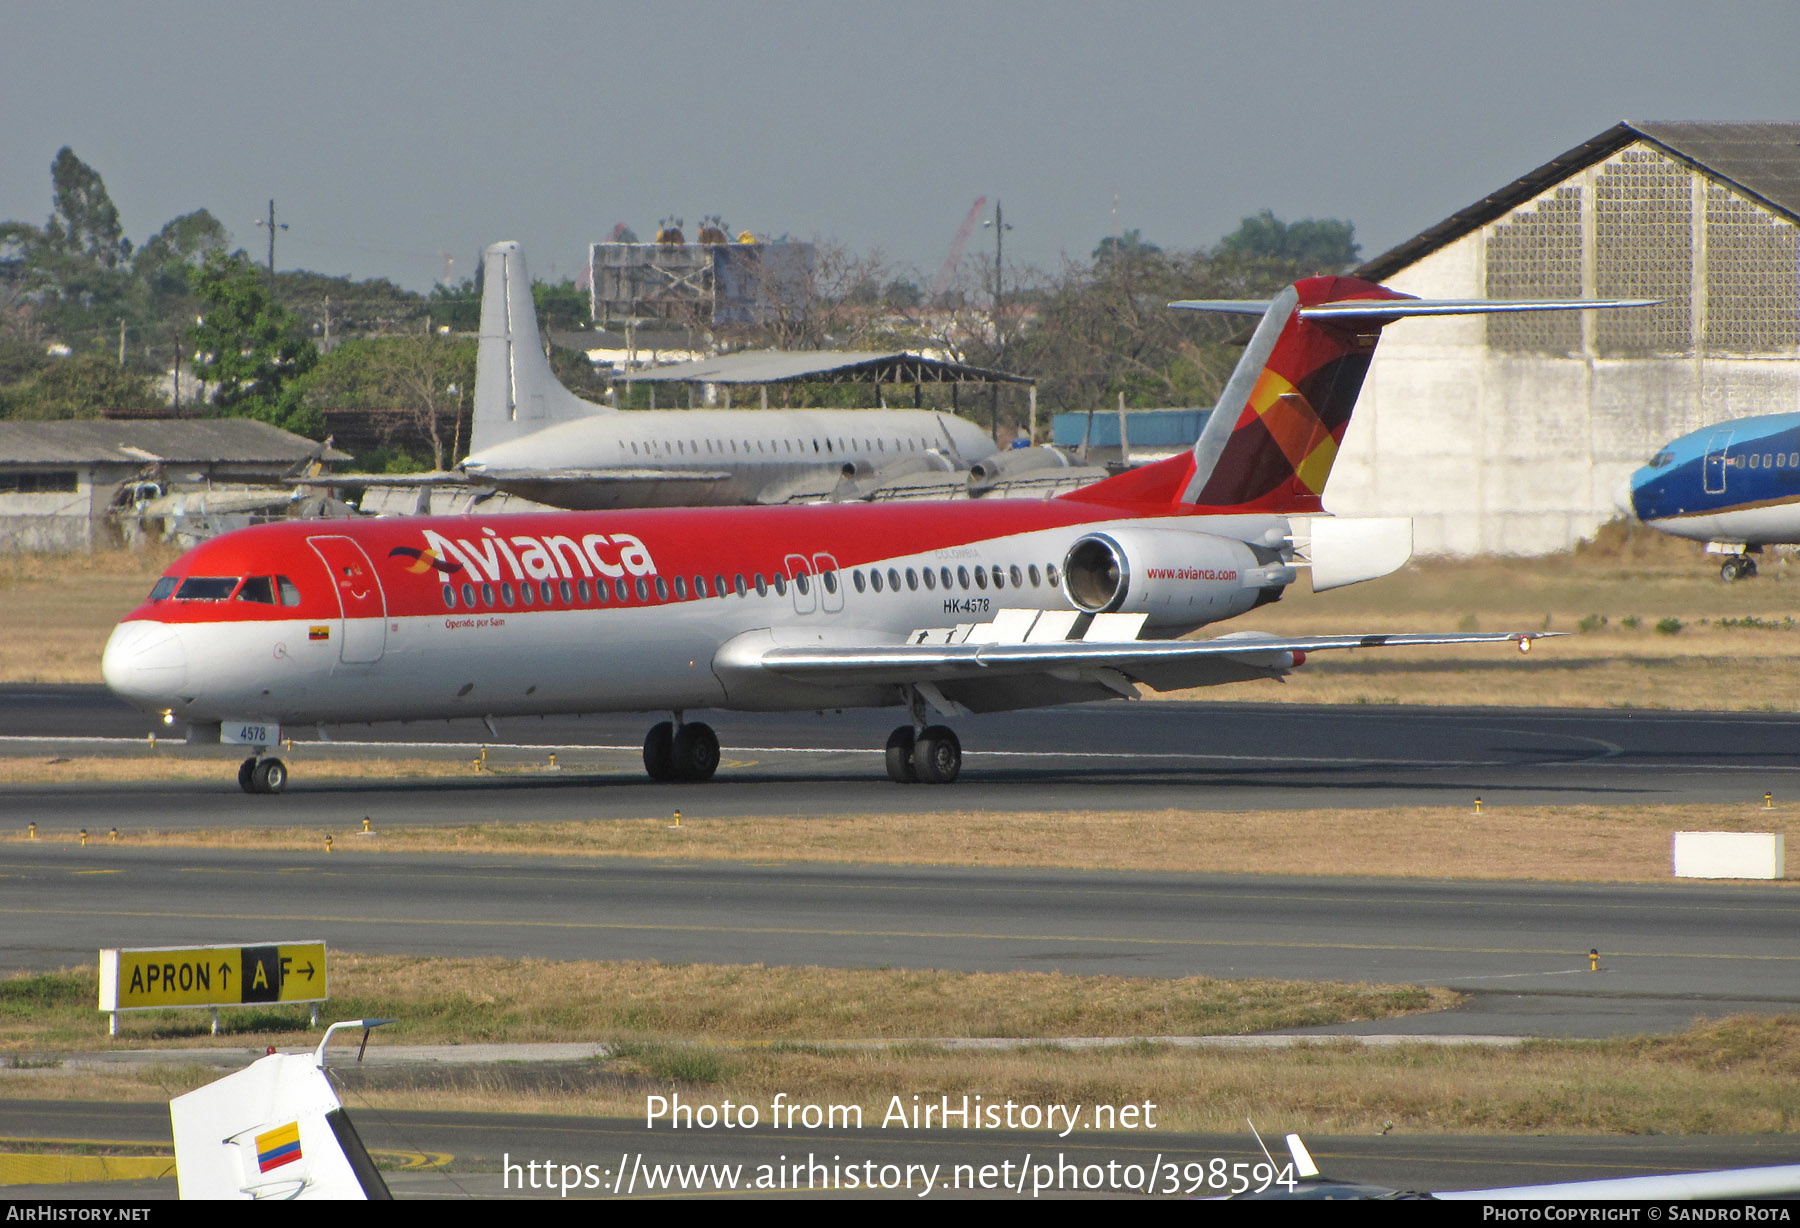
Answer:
top-left (1613, 476), bottom-right (1640, 520)
top-left (102, 620), bottom-right (187, 707)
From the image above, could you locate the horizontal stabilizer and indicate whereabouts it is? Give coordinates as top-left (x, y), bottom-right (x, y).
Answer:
top-left (1170, 297), bottom-right (1659, 318)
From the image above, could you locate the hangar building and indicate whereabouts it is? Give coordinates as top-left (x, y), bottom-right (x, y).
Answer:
top-left (1330, 121), bottom-right (1800, 555)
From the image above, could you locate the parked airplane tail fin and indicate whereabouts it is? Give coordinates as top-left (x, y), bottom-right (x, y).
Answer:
top-left (1064, 279), bottom-right (1652, 512)
top-left (471, 240), bottom-right (611, 456)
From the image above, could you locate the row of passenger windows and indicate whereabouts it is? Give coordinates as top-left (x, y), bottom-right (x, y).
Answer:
top-left (631, 436), bottom-right (932, 458)
top-left (440, 562), bottom-right (1066, 611)
top-left (1733, 452), bottom-right (1800, 469)
top-left (149, 575), bottom-right (303, 606)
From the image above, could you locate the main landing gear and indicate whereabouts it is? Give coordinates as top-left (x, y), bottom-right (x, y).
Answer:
top-left (884, 724), bottom-right (962, 785)
top-left (643, 716), bottom-right (720, 783)
top-left (1720, 555), bottom-right (1758, 582)
top-left (238, 755), bottom-right (287, 795)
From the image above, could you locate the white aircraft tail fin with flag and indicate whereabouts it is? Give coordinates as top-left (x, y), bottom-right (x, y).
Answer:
top-left (169, 1020), bottom-right (393, 1200)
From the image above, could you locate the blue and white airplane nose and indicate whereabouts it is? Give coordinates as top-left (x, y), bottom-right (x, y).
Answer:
top-left (102, 620), bottom-right (187, 710)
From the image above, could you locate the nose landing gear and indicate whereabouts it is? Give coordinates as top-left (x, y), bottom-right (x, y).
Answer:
top-left (238, 755), bottom-right (288, 794)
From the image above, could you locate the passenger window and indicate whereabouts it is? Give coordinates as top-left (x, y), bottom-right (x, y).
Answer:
top-left (734, 574), bottom-right (747, 596)
top-left (923, 569), bottom-right (935, 591)
top-left (958, 567), bottom-right (970, 589)
top-left (1010, 565), bottom-right (1023, 587)
top-left (853, 571), bottom-right (866, 593)
top-left (636, 578), bottom-right (649, 601)
top-left (236, 576), bottom-right (276, 604)
top-left (654, 577), bottom-right (669, 601)
top-left (616, 578), bottom-right (630, 602)
top-left (871, 569), bottom-right (884, 593)
top-left (974, 568), bottom-right (987, 590)
top-left (906, 568), bottom-right (917, 591)
top-left (520, 583), bottom-right (535, 606)
top-left (795, 572), bottom-right (810, 596)
top-left (1028, 565), bottom-right (1040, 587)
top-left (501, 583), bottom-right (516, 607)
top-left (578, 579), bottom-right (592, 603)
top-left (940, 567), bottom-right (952, 589)
top-left (481, 583), bottom-right (495, 606)
top-left (888, 567), bottom-right (901, 591)
top-left (714, 574), bottom-right (726, 597)
top-left (992, 567), bottom-right (1004, 589)
top-left (774, 573), bottom-right (787, 596)
top-left (755, 574), bottom-right (768, 597)
top-left (442, 584), bottom-right (457, 609)
top-left (1047, 564), bottom-right (1061, 588)
top-left (822, 571), bottom-right (838, 595)
top-left (149, 576), bottom-right (177, 602)
top-left (559, 580), bottom-right (572, 603)
top-left (462, 583), bottom-right (476, 606)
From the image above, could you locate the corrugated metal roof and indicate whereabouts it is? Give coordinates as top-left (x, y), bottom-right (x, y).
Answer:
top-left (630, 349), bottom-right (1032, 385)
top-left (1359, 121), bottom-right (1800, 281)
top-left (0, 419), bottom-right (349, 466)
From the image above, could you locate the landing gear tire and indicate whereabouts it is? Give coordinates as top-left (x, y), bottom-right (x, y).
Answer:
top-left (643, 722), bottom-right (675, 782)
top-left (885, 726), bottom-right (917, 783)
top-left (912, 725), bottom-right (962, 785)
top-left (250, 757), bottom-right (287, 795)
top-left (670, 722), bottom-right (720, 783)
top-left (238, 757), bottom-right (258, 793)
top-left (1721, 557), bottom-right (1758, 582)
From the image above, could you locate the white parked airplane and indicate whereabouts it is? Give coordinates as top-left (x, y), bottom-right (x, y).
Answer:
top-left (452, 241), bottom-right (1007, 508)
top-left (103, 272), bottom-right (1643, 793)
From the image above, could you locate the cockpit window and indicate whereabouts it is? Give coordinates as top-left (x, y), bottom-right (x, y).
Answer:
top-left (176, 577), bottom-right (240, 601)
top-left (277, 576), bottom-right (302, 607)
top-left (148, 577), bottom-right (177, 602)
top-left (236, 576), bottom-right (276, 604)
top-left (1649, 451), bottom-right (1674, 469)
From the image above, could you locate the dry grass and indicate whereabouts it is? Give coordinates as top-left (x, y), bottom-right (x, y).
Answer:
top-left (0, 956), bottom-right (1451, 1052)
top-left (0, 753), bottom-right (470, 785)
top-left (9, 1014), bottom-right (1800, 1136)
top-left (0, 546), bottom-right (177, 684)
top-left (18, 802), bottom-right (1797, 884)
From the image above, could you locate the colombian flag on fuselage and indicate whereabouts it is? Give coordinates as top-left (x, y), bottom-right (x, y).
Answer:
top-left (256, 1121), bottom-right (302, 1172)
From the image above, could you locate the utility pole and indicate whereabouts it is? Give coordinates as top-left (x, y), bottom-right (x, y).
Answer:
top-left (983, 201), bottom-right (1012, 445)
top-left (253, 199), bottom-right (287, 298)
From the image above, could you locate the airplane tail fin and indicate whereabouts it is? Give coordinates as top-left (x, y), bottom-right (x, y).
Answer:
top-left (1064, 278), bottom-right (1652, 512)
top-left (470, 240), bottom-right (611, 456)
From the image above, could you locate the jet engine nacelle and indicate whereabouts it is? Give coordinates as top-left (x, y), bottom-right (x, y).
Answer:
top-left (967, 446), bottom-right (1073, 485)
top-left (1060, 527), bottom-right (1287, 631)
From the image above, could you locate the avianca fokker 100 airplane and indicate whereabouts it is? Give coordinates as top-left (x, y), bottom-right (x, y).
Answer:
top-left (103, 274), bottom-right (1644, 793)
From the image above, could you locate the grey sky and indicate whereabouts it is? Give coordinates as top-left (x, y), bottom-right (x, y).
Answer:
top-left (4, 1), bottom-right (1797, 292)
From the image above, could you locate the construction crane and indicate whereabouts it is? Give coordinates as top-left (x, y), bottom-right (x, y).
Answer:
top-left (927, 196), bottom-right (987, 304)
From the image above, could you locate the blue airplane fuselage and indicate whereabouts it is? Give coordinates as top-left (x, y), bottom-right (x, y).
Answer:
top-left (1621, 411), bottom-right (1800, 546)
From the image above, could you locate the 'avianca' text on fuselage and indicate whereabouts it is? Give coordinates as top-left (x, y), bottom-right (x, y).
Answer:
top-left (1618, 410), bottom-right (1800, 579)
top-left (104, 271), bottom-right (1636, 792)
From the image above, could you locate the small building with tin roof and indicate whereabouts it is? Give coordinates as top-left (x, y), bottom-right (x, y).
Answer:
top-left (0, 418), bottom-right (348, 550)
top-left (1329, 121), bottom-right (1800, 555)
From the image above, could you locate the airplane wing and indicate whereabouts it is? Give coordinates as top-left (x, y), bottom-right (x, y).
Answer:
top-left (729, 617), bottom-right (1552, 712)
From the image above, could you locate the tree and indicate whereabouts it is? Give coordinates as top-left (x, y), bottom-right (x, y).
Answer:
top-left (188, 250), bottom-right (320, 435)
top-left (303, 332), bottom-right (475, 469)
top-left (133, 210), bottom-right (228, 299)
top-left (1214, 209), bottom-right (1359, 278)
top-left (44, 147), bottom-right (130, 269)
top-left (0, 352), bottom-right (160, 420)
